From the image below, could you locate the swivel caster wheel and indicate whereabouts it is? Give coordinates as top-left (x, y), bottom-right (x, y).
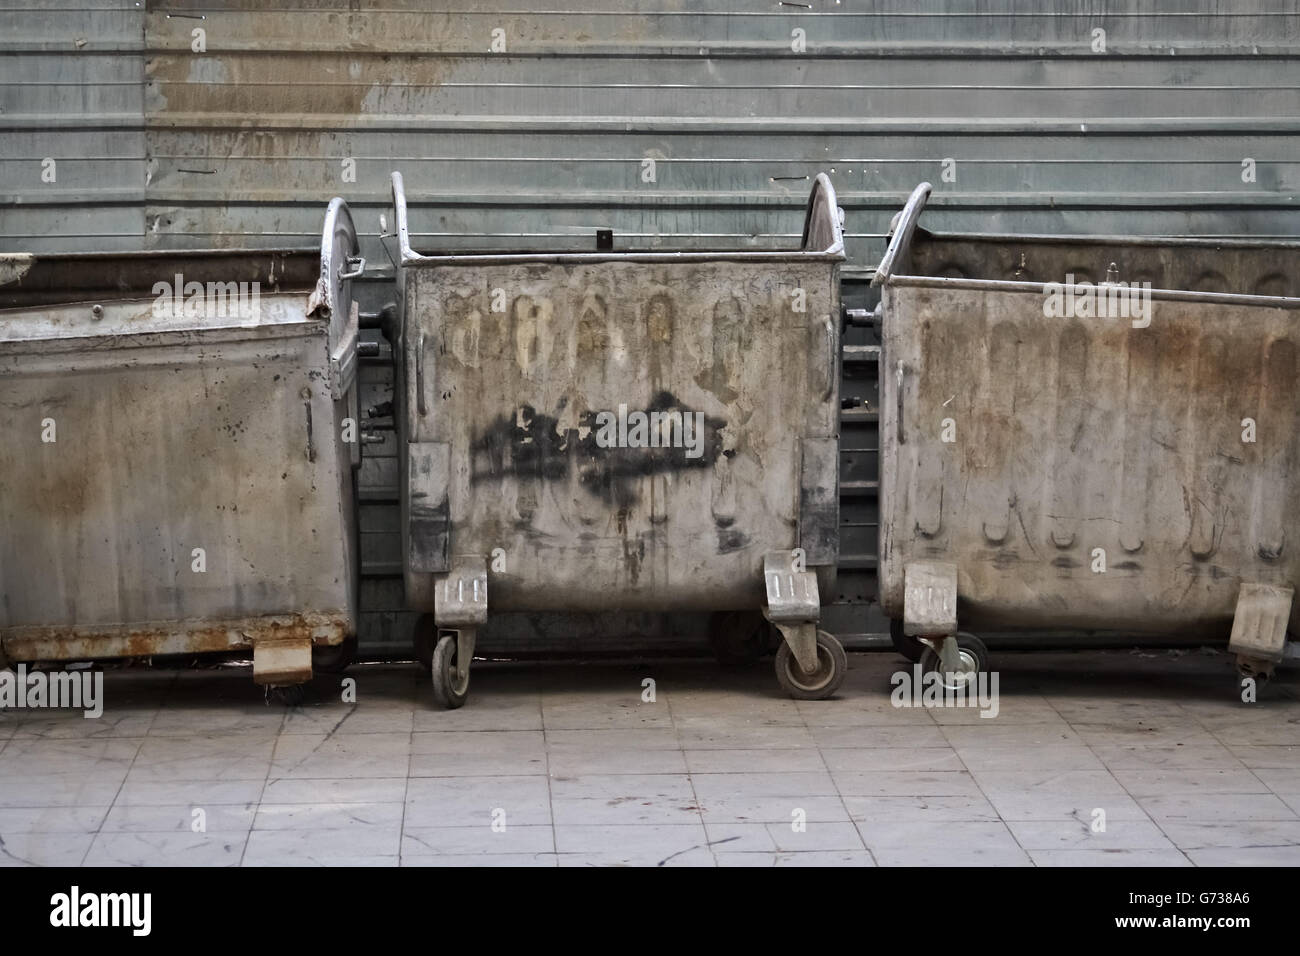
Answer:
top-left (311, 636), bottom-right (357, 675)
top-left (774, 629), bottom-right (847, 700)
top-left (413, 614), bottom-right (435, 674)
top-left (709, 610), bottom-right (770, 666)
top-left (918, 632), bottom-right (989, 692)
top-left (889, 618), bottom-right (925, 663)
top-left (430, 632), bottom-right (471, 709)
top-left (266, 684), bottom-right (306, 707)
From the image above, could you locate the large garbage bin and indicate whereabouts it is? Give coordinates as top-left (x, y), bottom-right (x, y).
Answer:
top-left (0, 199), bottom-right (364, 699)
top-left (876, 182), bottom-right (1300, 691)
top-left (389, 170), bottom-right (847, 706)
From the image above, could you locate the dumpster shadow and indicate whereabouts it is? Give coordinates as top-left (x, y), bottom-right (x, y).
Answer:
top-left (889, 647), bottom-right (1298, 708)
top-left (459, 656), bottom-right (799, 702)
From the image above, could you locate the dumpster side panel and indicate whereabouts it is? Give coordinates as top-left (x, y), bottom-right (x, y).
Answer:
top-left (403, 259), bottom-right (839, 612)
top-left (0, 296), bottom-right (358, 659)
top-left (880, 281), bottom-right (1300, 634)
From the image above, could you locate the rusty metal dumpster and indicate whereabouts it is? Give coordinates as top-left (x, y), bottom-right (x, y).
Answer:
top-left (389, 170), bottom-right (847, 706)
top-left (876, 182), bottom-right (1300, 691)
top-left (0, 199), bottom-right (364, 700)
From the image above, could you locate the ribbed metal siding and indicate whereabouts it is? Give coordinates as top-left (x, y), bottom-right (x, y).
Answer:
top-left (0, 1), bottom-right (145, 250)
top-left (2, 1), bottom-right (1296, 261)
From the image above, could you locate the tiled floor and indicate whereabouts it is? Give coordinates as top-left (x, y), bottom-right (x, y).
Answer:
top-left (1, 648), bottom-right (1298, 866)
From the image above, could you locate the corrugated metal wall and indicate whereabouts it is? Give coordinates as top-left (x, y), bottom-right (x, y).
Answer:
top-left (3, 1), bottom-right (1296, 262)
top-left (2, 0), bottom-right (1297, 655)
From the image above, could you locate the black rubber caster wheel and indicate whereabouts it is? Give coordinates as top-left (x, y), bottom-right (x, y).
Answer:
top-left (311, 636), bottom-right (357, 675)
top-left (708, 610), bottom-right (770, 666)
top-left (918, 632), bottom-right (989, 691)
top-left (267, 684), bottom-right (306, 706)
top-left (1234, 660), bottom-right (1273, 703)
top-left (889, 618), bottom-right (926, 663)
top-left (413, 614), bottom-right (435, 674)
top-left (774, 629), bottom-right (848, 700)
top-left (430, 632), bottom-right (471, 709)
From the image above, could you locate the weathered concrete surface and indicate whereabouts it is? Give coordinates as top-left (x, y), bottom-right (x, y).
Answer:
top-left (0, 650), bottom-right (1296, 867)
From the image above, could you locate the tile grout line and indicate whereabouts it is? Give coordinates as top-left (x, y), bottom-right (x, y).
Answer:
top-left (1044, 690), bottom-right (1192, 866)
top-left (1175, 697), bottom-right (1300, 860)
top-left (663, 676), bottom-right (714, 867)
top-left (78, 668), bottom-right (181, 866)
top-left (804, 686), bottom-right (874, 865)
top-left (237, 685), bottom-right (290, 867)
top-left (541, 685), bottom-right (558, 865)
top-left (398, 673), bottom-right (415, 867)
top-left (933, 689), bottom-right (1039, 867)
top-left (1187, 697), bottom-right (1292, 799)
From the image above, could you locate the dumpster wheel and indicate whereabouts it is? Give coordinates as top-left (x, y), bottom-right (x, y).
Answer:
top-left (1234, 656), bottom-right (1273, 703)
top-left (709, 610), bottom-right (770, 666)
top-left (312, 636), bottom-right (357, 675)
top-left (774, 629), bottom-right (847, 700)
top-left (889, 618), bottom-right (925, 663)
top-left (918, 632), bottom-right (988, 692)
top-left (430, 632), bottom-right (471, 709)
top-left (266, 684), bottom-right (306, 707)
top-left (413, 614), bottom-right (435, 674)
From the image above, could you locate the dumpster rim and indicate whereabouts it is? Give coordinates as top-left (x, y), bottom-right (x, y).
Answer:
top-left (387, 169), bottom-right (847, 266)
top-left (882, 273), bottom-right (1300, 309)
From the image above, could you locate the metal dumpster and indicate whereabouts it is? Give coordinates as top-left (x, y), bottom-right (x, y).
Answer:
top-left (389, 170), bottom-right (847, 706)
top-left (876, 182), bottom-right (1300, 690)
top-left (0, 199), bottom-right (364, 700)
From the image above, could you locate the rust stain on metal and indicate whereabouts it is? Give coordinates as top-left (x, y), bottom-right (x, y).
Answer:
top-left (3, 612), bottom-right (350, 664)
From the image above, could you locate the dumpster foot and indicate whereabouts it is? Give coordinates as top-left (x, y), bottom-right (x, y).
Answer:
top-left (253, 637), bottom-right (313, 687)
top-left (1228, 583), bottom-right (1291, 699)
top-left (1228, 583), bottom-right (1292, 665)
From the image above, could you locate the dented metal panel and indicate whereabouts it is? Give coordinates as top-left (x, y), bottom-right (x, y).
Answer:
top-left (0, 201), bottom-right (362, 671)
top-left (395, 171), bottom-right (842, 615)
top-left (879, 195), bottom-right (1300, 636)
